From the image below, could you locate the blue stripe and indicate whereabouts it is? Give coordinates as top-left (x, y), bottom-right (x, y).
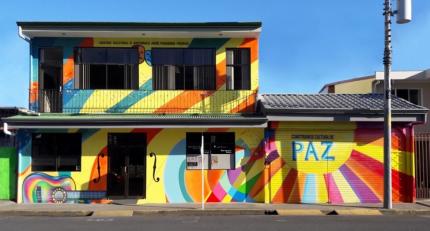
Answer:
top-left (302, 174), bottom-right (317, 203)
top-left (106, 80), bottom-right (154, 113)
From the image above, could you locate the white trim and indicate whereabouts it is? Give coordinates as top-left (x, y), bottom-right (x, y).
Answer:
top-left (268, 115), bottom-right (335, 121)
top-left (267, 115), bottom-right (419, 122)
top-left (7, 123), bottom-right (267, 129)
top-left (20, 29), bottom-right (261, 39)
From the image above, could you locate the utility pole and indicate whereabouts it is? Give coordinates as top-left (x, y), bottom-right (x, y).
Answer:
top-left (382, 0), bottom-right (412, 210)
top-left (383, 0), bottom-right (393, 210)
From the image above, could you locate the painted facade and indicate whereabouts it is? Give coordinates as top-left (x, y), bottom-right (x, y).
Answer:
top-left (17, 128), bottom-right (265, 203)
top-left (17, 121), bottom-right (416, 204)
top-left (29, 37), bottom-right (258, 114)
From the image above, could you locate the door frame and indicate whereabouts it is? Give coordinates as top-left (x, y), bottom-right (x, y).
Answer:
top-left (107, 133), bottom-right (147, 199)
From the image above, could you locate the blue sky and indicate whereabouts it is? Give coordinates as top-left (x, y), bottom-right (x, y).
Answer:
top-left (0, 0), bottom-right (429, 107)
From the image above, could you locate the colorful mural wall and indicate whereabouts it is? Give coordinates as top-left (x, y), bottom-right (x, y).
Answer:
top-left (17, 127), bottom-right (266, 203)
top-left (265, 122), bottom-right (415, 203)
top-left (16, 121), bottom-right (416, 204)
top-left (29, 37), bottom-right (258, 114)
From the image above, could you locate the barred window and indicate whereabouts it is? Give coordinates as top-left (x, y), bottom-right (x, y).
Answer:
top-left (74, 48), bottom-right (139, 89)
top-left (152, 48), bottom-right (216, 90)
top-left (226, 48), bottom-right (251, 90)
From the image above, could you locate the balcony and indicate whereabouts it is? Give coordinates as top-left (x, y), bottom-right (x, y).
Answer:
top-left (30, 89), bottom-right (257, 114)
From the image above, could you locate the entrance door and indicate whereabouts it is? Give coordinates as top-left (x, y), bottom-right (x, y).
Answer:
top-left (108, 133), bottom-right (146, 198)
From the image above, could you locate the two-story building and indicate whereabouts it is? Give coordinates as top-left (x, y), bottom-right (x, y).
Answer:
top-left (3, 22), bottom-right (428, 204)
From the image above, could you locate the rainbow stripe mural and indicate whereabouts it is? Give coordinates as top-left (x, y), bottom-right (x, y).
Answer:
top-left (29, 37), bottom-right (258, 114)
top-left (266, 122), bottom-right (415, 203)
top-left (16, 122), bottom-right (415, 204)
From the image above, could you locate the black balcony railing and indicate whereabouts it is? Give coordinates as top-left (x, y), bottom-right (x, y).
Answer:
top-left (32, 89), bottom-right (63, 113)
top-left (30, 89), bottom-right (257, 114)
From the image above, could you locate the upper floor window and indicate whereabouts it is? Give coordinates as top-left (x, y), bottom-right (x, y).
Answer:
top-left (226, 48), bottom-right (251, 90)
top-left (393, 89), bottom-right (422, 105)
top-left (152, 48), bottom-right (216, 90)
top-left (74, 48), bottom-right (139, 90)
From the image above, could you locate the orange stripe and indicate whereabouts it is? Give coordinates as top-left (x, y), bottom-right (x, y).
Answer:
top-left (346, 158), bottom-right (383, 201)
top-left (289, 172), bottom-right (306, 203)
top-left (240, 38), bottom-right (258, 63)
top-left (154, 91), bottom-right (211, 114)
top-left (30, 82), bottom-right (39, 103)
top-left (229, 93), bottom-right (256, 113)
top-left (63, 58), bottom-right (74, 84)
top-left (216, 59), bottom-right (227, 89)
top-left (272, 168), bottom-right (298, 203)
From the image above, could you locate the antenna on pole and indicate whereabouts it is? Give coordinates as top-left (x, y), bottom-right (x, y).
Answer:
top-left (396, 0), bottom-right (412, 24)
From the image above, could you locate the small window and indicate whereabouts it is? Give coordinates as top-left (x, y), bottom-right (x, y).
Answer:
top-left (32, 133), bottom-right (81, 171)
top-left (226, 48), bottom-right (251, 90)
top-left (152, 48), bottom-right (216, 90)
top-left (186, 132), bottom-right (235, 170)
top-left (394, 89), bottom-right (422, 105)
top-left (74, 48), bottom-right (139, 89)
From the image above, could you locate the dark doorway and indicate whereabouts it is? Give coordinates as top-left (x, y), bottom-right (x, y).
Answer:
top-left (39, 48), bottom-right (63, 112)
top-left (107, 133), bottom-right (146, 198)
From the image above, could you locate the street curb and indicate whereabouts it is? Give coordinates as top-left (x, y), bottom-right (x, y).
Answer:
top-left (1, 208), bottom-right (430, 217)
top-left (134, 209), bottom-right (269, 216)
top-left (0, 210), bottom-right (92, 217)
top-left (91, 210), bottom-right (133, 217)
top-left (276, 209), bottom-right (323, 216)
top-left (380, 209), bottom-right (430, 216)
top-left (331, 209), bottom-right (382, 216)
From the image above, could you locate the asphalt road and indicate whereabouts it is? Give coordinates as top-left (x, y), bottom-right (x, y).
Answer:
top-left (1, 215), bottom-right (430, 231)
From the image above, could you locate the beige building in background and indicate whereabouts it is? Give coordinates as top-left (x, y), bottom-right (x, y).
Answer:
top-left (320, 70), bottom-right (430, 133)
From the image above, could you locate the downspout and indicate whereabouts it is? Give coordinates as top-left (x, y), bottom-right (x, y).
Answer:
top-left (18, 26), bottom-right (33, 111)
top-left (3, 122), bottom-right (15, 136)
top-left (373, 80), bottom-right (382, 93)
top-left (18, 26), bottom-right (30, 42)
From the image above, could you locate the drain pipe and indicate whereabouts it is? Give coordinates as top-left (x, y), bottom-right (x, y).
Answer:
top-left (18, 26), bottom-right (30, 42)
top-left (3, 122), bottom-right (15, 136)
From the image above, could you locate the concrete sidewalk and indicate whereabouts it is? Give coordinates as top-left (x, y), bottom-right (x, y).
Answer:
top-left (1, 200), bottom-right (430, 217)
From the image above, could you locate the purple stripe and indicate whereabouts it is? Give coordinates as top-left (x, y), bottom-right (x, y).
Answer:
top-left (227, 168), bottom-right (242, 185)
top-left (339, 165), bottom-right (380, 203)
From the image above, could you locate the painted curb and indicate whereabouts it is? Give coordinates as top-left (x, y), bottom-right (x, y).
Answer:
top-left (276, 209), bottom-right (324, 216)
top-left (0, 210), bottom-right (92, 217)
top-left (91, 210), bottom-right (134, 217)
top-left (333, 209), bottom-right (382, 216)
top-left (134, 209), bottom-right (268, 216)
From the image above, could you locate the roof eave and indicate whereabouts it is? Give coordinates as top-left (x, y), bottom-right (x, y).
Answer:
top-left (265, 110), bottom-right (427, 123)
top-left (3, 116), bottom-right (268, 129)
top-left (17, 21), bottom-right (262, 39)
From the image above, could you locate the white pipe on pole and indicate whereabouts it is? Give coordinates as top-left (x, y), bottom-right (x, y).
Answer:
top-left (201, 133), bottom-right (205, 210)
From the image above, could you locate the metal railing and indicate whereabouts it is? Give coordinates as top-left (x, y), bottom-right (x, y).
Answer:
top-left (30, 89), bottom-right (256, 114)
top-left (415, 133), bottom-right (430, 199)
top-left (31, 89), bottom-right (63, 113)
